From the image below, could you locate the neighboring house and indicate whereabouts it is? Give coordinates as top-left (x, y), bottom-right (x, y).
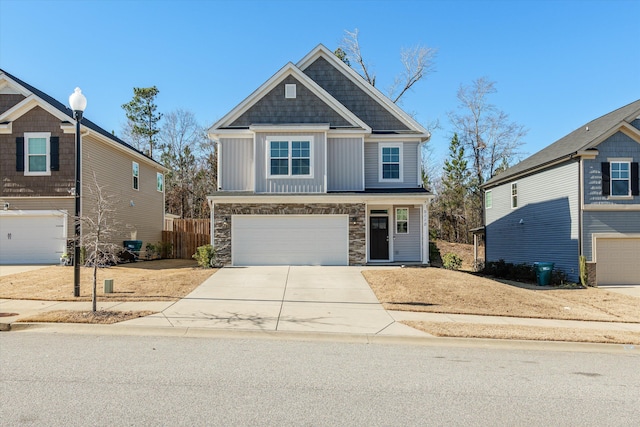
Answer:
top-left (482, 99), bottom-right (640, 285)
top-left (0, 69), bottom-right (166, 264)
top-left (207, 44), bottom-right (432, 266)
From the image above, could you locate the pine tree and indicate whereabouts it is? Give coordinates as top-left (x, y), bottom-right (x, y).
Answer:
top-left (122, 86), bottom-right (162, 159)
top-left (439, 133), bottom-right (471, 242)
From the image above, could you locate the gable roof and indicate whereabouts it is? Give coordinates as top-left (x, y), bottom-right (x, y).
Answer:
top-left (209, 44), bottom-right (430, 141)
top-left (484, 99), bottom-right (640, 188)
top-left (0, 68), bottom-right (164, 169)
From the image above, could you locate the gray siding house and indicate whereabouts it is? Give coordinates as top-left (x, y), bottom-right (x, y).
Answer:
top-left (483, 100), bottom-right (640, 285)
top-left (208, 45), bottom-right (433, 266)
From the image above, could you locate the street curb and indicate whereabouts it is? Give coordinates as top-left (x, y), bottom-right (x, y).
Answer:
top-left (5, 321), bottom-right (638, 354)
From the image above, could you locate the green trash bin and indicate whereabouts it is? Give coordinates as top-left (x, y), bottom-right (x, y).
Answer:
top-left (534, 262), bottom-right (554, 286)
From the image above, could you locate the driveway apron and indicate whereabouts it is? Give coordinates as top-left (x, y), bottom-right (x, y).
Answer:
top-left (121, 266), bottom-right (397, 334)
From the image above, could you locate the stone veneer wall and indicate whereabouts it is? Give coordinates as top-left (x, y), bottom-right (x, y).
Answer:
top-left (213, 203), bottom-right (366, 265)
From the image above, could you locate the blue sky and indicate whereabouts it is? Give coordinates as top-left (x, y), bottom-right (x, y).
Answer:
top-left (1, 0), bottom-right (638, 166)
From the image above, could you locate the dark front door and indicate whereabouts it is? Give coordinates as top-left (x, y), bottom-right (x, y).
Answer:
top-left (370, 217), bottom-right (389, 260)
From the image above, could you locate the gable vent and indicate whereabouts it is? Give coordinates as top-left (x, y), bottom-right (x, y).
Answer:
top-left (285, 84), bottom-right (296, 99)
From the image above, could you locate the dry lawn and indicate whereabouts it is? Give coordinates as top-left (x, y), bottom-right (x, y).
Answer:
top-left (404, 321), bottom-right (640, 345)
top-left (0, 259), bottom-right (216, 301)
top-left (17, 310), bottom-right (156, 324)
top-left (363, 268), bottom-right (640, 322)
top-left (434, 240), bottom-right (484, 271)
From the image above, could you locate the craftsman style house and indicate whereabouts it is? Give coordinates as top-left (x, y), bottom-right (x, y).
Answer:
top-left (0, 69), bottom-right (166, 264)
top-left (208, 44), bottom-right (433, 266)
top-left (483, 100), bottom-right (640, 285)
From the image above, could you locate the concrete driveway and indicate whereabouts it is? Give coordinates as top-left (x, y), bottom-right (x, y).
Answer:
top-left (121, 266), bottom-right (423, 335)
top-left (0, 265), bottom-right (52, 277)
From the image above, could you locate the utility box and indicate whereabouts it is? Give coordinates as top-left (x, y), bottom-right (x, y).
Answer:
top-left (104, 279), bottom-right (114, 293)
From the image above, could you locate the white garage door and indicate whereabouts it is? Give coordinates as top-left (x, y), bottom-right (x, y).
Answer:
top-left (232, 215), bottom-right (349, 266)
top-left (0, 211), bottom-right (67, 264)
top-left (596, 238), bottom-right (640, 285)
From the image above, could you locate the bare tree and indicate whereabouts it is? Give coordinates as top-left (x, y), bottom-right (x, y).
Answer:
top-left (120, 119), bottom-right (147, 153)
top-left (339, 28), bottom-right (437, 103)
top-left (448, 77), bottom-right (528, 186)
top-left (80, 174), bottom-right (122, 312)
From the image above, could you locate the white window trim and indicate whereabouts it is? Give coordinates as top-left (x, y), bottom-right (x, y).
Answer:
top-left (608, 158), bottom-right (632, 198)
top-left (396, 207), bottom-right (409, 234)
top-left (156, 172), bottom-right (164, 193)
top-left (511, 182), bottom-right (518, 209)
top-left (24, 132), bottom-right (51, 176)
top-left (378, 143), bottom-right (403, 183)
top-left (485, 190), bottom-right (492, 209)
top-left (132, 161), bottom-right (139, 191)
top-left (266, 136), bottom-right (314, 179)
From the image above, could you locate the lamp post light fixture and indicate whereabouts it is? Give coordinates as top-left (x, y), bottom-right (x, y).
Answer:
top-left (69, 87), bottom-right (87, 297)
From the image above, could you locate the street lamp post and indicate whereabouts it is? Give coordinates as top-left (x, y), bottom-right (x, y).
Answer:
top-left (69, 87), bottom-right (87, 298)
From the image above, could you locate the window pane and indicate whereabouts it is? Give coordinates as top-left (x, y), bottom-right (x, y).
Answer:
top-left (485, 192), bottom-right (492, 208)
top-left (292, 158), bottom-right (310, 175)
top-left (271, 141), bottom-right (288, 158)
top-left (157, 173), bottom-right (164, 192)
top-left (28, 138), bottom-right (47, 154)
top-left (271, 159), bottom-right (288, 175)
top-left (612, 180), bottom-right (629, 196)
top-left (396, 209), bottom-right (408, 221)
top-left (29, 156), bottom-right (46, 172)
top-left (133, 162), bottom-right (139, 177)
top-left (383, 164), bottom-right (399, 179)
top-left (397, 222), bottom-right (408, 233)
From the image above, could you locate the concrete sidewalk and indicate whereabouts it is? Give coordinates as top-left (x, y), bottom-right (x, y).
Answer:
top-left (1, 265), bottom-right (639, 337)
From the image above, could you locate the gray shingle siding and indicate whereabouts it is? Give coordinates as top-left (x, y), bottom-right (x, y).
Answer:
top-left (228, 75), bottom-right (353, 128)
top-left (220, 138), bottom-right (253, 191)
top-left (582, 211), bottom-right (640, 261)
top-left (631, 119), bottom-right (640, 131)
top-left (584, 131), bottom-right (640, 205)
top-left (485, 161), bottom-right (580, 281)
top-left (393, 207), bottom-right (421, 261)
top-left (364, 142), bottom-right (420, 189)
top-left (327, 137), bottom-right (363, 191)
top-left (303, 57), bottom-right (410, 131)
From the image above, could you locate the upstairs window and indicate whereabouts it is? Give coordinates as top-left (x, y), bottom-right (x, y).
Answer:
top-left (267, 136), bottom-right (313, 178)
top-left (396, 208), bottom-right (408, 234)
top-left (602, 160), bottom-right (639, 197)
top-left (611, 161), bottom-right (630, 196)
top-left (23, 132), bottom-right (51, 176)
top-left (511, 183), bottom-right (518, 208)
top-left (379, 143), bottom-right (403, 182)
top-left (156, 172), bottom-right (164, 192)
top-left (132, 161), bottom-right (139, 190)
top-left (485, 190), bottom-right (492, 209)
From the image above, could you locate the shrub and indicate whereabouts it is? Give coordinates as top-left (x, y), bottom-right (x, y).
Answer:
top-left (429, 241), bottom-right (442, 266)
top-left (442, 252), bottom-right (462, 270)
top-left (578, 255), bottom-right (589, 287)
top-left (192, 244), bottom-right (216, 268)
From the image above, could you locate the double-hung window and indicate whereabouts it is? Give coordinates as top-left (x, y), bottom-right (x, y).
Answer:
top-left (485, 190), bottom-right (492, 209)
top-left (611, 161), bottom-right (630, 196)
top-left (24, 132), bottom-right (51, 176)
top-left (267, 136), bottom-right (313, 178)
top-left (379, 143), bottom-right (402, 182)
top-left (156, 172), bottom-right (164, 192)
top-left (511, 183), bottom-right (518, 208)
top-left (132, 162), bottom-right (139, 190)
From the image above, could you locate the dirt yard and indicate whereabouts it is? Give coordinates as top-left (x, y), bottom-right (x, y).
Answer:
top-left (0, 259), bottom-right (216, 301)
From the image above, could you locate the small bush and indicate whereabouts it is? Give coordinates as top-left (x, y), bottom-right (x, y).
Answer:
top-left (442, 253), bottom-right (462, 270)
top-left (578, 255), bottom-right (589, 287)
top-left (192, 244), bottom-right (216, 268)
top-left (429, 241), bottom-right (442, 266)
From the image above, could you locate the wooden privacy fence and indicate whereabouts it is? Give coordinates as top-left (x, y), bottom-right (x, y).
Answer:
top-left (162, 219), bottom-right (211, 259)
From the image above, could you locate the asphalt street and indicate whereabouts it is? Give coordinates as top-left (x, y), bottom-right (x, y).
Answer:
top-left (2, 332), bottom-right (639, 426)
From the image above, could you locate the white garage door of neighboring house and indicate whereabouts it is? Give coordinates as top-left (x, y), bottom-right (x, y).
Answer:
top-left (596, 237), bottom-right (640, 285)
top-left (0, 211), bottom-right (67, 264)
top-left (232, 215), bottom-right (349, 266)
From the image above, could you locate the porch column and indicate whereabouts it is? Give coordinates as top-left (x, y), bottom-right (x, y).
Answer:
top-left (422, 201), bottom-right (429, 264)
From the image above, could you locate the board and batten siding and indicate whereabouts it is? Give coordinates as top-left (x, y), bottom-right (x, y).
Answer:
top-left (393, 206), bottom-right (421, 261)
top-left (327, 137), bottom-right (363, 191)
top-left (485, 161), bottom-right (580, 281)
top-left (364, 141), bottom-right (420, 189)
top-left (254, 132), bottom-right (326, 193)
top-left (219, 138), bottom-right (253, 191)
top-left (82, 135), bottom-right (164, 248)
top-left (583, 131), bottom-right (640, 205)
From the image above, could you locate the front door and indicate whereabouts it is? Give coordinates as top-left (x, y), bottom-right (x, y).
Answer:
top-left (370, 217), bottom-right (389, 260)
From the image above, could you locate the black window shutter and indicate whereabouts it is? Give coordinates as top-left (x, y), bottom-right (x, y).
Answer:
top-left (601, 162), bottom-right (610, 196)
top-left (50, 137), bottom-right (60, 171)
top-left (632, 162), bottom-right (639, 196)
top-left (16, 137), bottom-right (24, 171)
